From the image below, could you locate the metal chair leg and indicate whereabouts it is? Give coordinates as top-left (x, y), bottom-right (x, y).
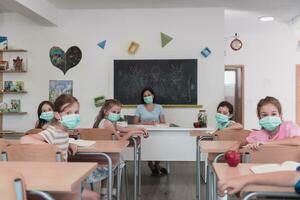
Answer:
top-left (123, 164), bottom-right (129, 200)
top-left (90, 183), bottom-right (94, 191)
top-left (116, 164), bottom-right (122, 200)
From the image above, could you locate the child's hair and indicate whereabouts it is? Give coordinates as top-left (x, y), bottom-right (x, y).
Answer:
top-left (93, 99), bottom-right (122, 128)
top-left (217, 101), bottom-right (234, 115)
top-left (53, 94), bottom-right (79, 113)
top-left (140, 87), bottom-right (156, 104)
top-left (257, 96), bottom-right (282, 117)
top-left (36, 100), bottom-right (54, 128)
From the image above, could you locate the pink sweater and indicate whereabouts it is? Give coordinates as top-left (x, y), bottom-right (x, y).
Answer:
top-left (246, 121), bottom-right (300, 144)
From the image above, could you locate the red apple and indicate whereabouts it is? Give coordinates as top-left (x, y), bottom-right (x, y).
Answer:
top-left (193, 122), bottom-right (200, 128)
top-left (224, 150), bottom-right (241, 167)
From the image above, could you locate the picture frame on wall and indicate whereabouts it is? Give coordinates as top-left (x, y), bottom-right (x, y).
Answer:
top-left (49, 80), bottom-right (73, 102)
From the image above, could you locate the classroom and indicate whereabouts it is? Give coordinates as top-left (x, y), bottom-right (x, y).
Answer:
top-left (1, 0), bottom-right (300, 200)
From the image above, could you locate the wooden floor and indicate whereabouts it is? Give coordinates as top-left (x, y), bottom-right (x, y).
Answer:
top-left (126, 161), bottom-right (206, 200)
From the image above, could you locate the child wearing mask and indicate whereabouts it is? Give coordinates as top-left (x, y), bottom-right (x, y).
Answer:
top-left (21, 94), bottom-right (99, 200)
top-left (244, 96), bottom-right (300, 150)
top-left (35, 100), bottom-right (54, 129)
top-left (215, 101), bottom-right (243, 130)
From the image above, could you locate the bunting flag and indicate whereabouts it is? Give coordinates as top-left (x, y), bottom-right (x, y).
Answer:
top-left (97, 40), bottom-right (106, 49)
top-left (161, 32), bottom-right (173, 48)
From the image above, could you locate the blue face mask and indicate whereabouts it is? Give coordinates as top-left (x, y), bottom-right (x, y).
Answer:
top-left (144, 96), bottom-right (153, 104)
top-left (40, 111), bottom-right (54, 122)
top-left (215, 113), bottom-right (230, 129)
top-left (259, 116), bottom-right (282, 131)
top-left (107, 112), bottom-right (120, 122)
top-left (60, 114), bottom-right (80, 129)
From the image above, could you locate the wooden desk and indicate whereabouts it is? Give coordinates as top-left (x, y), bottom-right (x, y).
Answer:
top-left (0, 161), bottom-right (97, 199)
top-left (213, 163), bottom-right (299, 200)
top-left (197, 140), bottom-right (239, 200)
top-left (77, 140), bottom-right (129, 200)
top-left (190, 130), bottom-right (214, 200)
top-left (78, 140), bottom-right (129, 153)
top-left (199, 140), bottom-right (239, 153)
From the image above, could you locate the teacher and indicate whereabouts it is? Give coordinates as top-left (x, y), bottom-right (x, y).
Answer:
top-left (133, 87), bottom-right (168, 175)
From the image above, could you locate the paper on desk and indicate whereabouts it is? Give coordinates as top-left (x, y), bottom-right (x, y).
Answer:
top-left (69, 138), bottom-right (96, 147)
top-left (250, 161), bottom-right (299, 174)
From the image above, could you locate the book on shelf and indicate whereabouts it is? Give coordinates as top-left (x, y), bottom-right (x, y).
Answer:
top-left (10, 99), bottom-right (21, 112)
top-left (3, 81), bottom-right (24, 92)
top-left (250, 161), bottom-right (300, 174)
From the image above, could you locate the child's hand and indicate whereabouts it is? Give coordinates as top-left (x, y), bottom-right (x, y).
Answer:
top-left (68, 143), bottom-right (78, 156)
top-left (140, 128), bottom-right (149, 138)
top-left (218, 177), bottom-right (247, 195)
top-left (68, 129), bottom-right (79, 136)
top-left (129, 130), bottom-right (145, 137)
top-left (244, 141), bottom-right (265, 150)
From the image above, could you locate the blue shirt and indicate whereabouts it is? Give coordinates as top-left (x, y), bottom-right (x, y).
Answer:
top-left (295, 166), bottom-right (300, 194)
top-left (135, 104), bottom-right (164, 123)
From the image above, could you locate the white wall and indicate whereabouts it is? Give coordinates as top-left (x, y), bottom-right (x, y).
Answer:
top-left (0, 8), bottom-right (224, 131)
top-left (225, 10), bottom-right (298, 129)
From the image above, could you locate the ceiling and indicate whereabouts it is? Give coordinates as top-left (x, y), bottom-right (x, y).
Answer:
top-left (46, 0), bottom-right (300, 23)
top-left (1, 0), bottom-right (300, 25)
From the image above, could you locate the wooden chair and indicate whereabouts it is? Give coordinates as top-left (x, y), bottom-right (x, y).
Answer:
top-left (0, 168), bottom-right (27, 200)
top-left (124, 115), bottom-right (135, 125)
top-left (71, 128), bottom-right (120, 166)
top-left (214, 129), bottom-right (251, 143)
top-left (24, 129), bottom-right (43, 135)
top-left (240, 145), bottom-right (300, 163)
top-left (74, 128), bottom-right (127, 198)
top-left (78, 128), bottom-right (114, 140)
top-left (1, 144), bottom-right (62, 162)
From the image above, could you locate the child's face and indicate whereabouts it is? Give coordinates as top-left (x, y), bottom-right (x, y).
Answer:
top-left (41, 103), bottom-right (53, 113)
top-left (143, 90), bottom-right (153, 98)
top-left (55, 102), bottom-right (80, 120)
top-left (105, 105), bottom-right (121, 116)
top-left (259, 103), bottom-right (281, 119)
top-left (217, 106), bottom-right (231, 117)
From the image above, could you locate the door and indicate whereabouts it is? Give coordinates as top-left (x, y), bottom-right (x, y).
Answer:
top-left (296, 65), bottom-right (300, 126)
top-left (224, 65), bottom-right (244, 124)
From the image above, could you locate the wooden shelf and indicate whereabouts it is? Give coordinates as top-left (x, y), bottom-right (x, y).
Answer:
top-left (0, 112), bottom-right (27, 115)
top-left (0, 91), bottom-right (27, 94)
top-left (0, 49), bottom-right (27, 52)
top-left (0, 70), bottom-right (27, 73)
top-left (0, 130), bottom-right (23, 134)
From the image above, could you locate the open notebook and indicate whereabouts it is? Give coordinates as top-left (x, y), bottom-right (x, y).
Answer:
top-left (250, 161), bottom-right (300, 174)
top-left (69, 138), bottom-right (96, 147)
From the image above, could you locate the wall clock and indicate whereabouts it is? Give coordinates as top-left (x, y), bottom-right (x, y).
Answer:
top-left (230, 33), bottom-right (242, 51)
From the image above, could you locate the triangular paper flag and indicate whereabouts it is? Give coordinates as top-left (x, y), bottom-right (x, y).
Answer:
top-left (98, 40), bottom-right (106, 49)
top-left (161, 32), bottom-right (173, 48)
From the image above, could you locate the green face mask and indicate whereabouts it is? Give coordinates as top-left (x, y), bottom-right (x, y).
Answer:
top-left (40, 111), bottom-right (54, 122)
top-left (215, 113), bottom-right (230, 129)
top-left (60, 114), bottom-right (81, 129)
top-left (143, 96), bottom-right (153, 104)
top-left (108, 112), bottom-right (120, 122)
top-left (259, 116), bottom-right (282, 131)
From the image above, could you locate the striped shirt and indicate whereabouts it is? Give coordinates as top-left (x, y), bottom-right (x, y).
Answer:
top-left (39, 125), bottom-right (69, 161)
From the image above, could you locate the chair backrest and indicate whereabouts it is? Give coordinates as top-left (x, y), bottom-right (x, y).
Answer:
top-left (78, 128), bottom-right (114, 140)
top-left (24, 128), bottom-right (43, 135)
top-left (2, 144), bottom-right (62, 162)
top-left (240, 145), bottom-right (300, 163)
top-left (214, 129), bottom-right (251, 143)
top-left (0, 139), bottom-right (8, 151)
top-left (124, 115), bottom-right (135, 125)
top-left (0, 169), bottom-right (27, 200)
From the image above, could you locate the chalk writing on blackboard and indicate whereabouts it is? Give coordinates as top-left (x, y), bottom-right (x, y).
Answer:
top-left (114, 59), bottom-right (197, 105)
